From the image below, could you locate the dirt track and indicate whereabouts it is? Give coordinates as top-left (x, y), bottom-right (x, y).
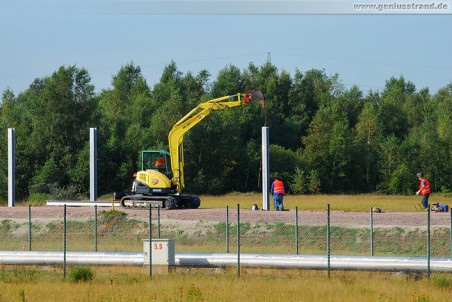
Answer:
top-left (0, 206), bottom-right (450, 228)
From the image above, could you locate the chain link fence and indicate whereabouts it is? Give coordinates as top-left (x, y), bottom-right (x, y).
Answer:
top-left (0, 204), bottom-right (451, 279)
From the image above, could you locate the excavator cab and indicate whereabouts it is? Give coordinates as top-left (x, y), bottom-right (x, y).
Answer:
top-left (142, 150), bottom-right (172, 178)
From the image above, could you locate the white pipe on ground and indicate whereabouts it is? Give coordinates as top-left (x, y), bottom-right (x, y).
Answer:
top-left (1, 251), bottom-right (452, 272)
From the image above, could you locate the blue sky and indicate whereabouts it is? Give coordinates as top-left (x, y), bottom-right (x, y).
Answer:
top-left (1, 1), bottom-right (451, 96)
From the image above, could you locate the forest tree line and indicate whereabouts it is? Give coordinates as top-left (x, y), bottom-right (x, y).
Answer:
top-left (0, 62), bottom-right (451, 201)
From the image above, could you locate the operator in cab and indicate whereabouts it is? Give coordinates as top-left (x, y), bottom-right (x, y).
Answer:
top-left (155, 154), bottom-right (166, 168)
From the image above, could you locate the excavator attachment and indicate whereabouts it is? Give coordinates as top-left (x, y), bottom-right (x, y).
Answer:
top-left (245, 90), bottom-right (265, 107)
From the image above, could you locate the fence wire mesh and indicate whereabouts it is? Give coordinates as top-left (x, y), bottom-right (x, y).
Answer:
top-left (0, 204), bottom-right (451, 279)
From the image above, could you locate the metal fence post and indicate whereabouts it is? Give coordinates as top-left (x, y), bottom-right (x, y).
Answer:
top-left (237, 204), bottom-right (241, 278)
top-left (94, 205), bottom-right (98, 252)
top-left (63, 204), bottom-right (67, 279)
top-left (370, 207), bottom-right (374, 256)
top-left (427, 203), bottom-right (431, 280)
top-left (450, 209), bottom-right (452, 258)
top-left (327, 203), bottom-right (331, 278)
top-left (295, 206), bottom-right (299, 255)
top-left (226, 206), bottom-right (229, 254)
top-left (28, 205), bottom-right (32, 251)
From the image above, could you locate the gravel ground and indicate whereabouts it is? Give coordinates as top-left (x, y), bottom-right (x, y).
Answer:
top-left (0, 206), bottom-right (450, 228)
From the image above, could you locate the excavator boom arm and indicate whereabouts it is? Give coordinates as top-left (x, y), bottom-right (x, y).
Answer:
top-left (168, 91), bottom-right (264, 192)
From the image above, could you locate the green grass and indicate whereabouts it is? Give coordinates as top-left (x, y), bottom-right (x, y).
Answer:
top-left (200, 193), bottom-right (452, 212)
top-left (0, 266), bottom-right (452, 301)
top-left (3, 193), bottom-right (451, 213)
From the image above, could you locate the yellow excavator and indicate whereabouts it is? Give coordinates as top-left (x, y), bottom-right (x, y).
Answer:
top-left (117, 90), bottom-right (264, 209)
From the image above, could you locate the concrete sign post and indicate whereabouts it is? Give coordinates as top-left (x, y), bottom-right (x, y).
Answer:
top-left (8, 128), bottom-right (15, 207)
top-left (262, 127), bottom-right (270, 211)
top-left (90, 128), bottom-right (97, 201)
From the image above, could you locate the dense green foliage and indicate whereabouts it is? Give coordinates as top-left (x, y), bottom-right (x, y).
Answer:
top-left (1, 62), bottom-right (451, 200)
top-left (69, 266), bottom-right (94, 283)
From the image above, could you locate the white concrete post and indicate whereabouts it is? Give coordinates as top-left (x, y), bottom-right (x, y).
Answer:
top-left (262, 127), bottom-right (270, 210)
top-left (90, 128), bottom-right (97, 201)
top-left (8, 128), bottom-right (15, 207)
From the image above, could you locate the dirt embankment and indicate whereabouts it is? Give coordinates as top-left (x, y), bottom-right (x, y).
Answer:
top-left (0, 206), bottom-right (450, 228)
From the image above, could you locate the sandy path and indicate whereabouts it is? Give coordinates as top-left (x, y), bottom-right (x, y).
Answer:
top-left (0, 206), bottom-right (449, 228)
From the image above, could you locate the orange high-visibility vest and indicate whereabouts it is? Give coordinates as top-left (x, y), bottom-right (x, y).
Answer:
top-left (155, 157), bottom-right (165, 167)
top-left (273, 180), bottom-right (285, 195)
top-left (419, 178), bottom-right (431, 195)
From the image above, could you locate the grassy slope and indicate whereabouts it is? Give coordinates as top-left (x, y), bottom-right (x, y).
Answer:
top-left (1, 267), bottom-right (452, 302)
top-left (200, 193), bottom-right (452, 212)
top-left (10, 193), bottom-right (451, 212)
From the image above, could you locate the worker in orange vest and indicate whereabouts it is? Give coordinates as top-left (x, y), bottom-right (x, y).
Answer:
top-left (155, 155), bottom-right (166, 168)
top-left (271, 177), bottom-right (285, 211)
top-left (416, 172), bottom-right (431, 211)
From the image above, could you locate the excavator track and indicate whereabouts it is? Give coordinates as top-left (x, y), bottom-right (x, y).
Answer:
top-left (178, 195), bottom-right (201, 209)
top-left (120, 194), bottom-right (200, 210)
top-left (120, 195), bottom-right (178, 210)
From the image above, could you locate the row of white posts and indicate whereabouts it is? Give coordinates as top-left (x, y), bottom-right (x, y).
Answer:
top-left (7, 128), bottom-right (98, 207)
top-left (7, 127), bottom-right (271, 210)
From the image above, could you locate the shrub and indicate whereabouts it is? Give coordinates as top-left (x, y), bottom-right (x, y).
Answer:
top-left (70, 266), bottom-right (94, 282)
top-left (49, 184), bottom-right (80, 200)
top-left (28, 192), bottom-right (49, 203)
top-left (100, 210), bottom-right (127, 220)
top-left (290, 168), bottom-right (306, 194)
top-left (433, 275), bottom-right (452, 289)
top-left (308, 169), bottom-right (321, 194)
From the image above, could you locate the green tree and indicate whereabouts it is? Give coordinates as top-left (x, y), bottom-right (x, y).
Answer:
top-left (427, 84), bottom-right (452, 193)
top-left (269, 144), bottom-right (300, 186)
top-left (388, 163), bottom-right (412, 194)
top-left (4, 66), bottom-right (97, 198)
top-left (97, 62), bottom-right (153, 193)
top-left (302, 101), bottom-right (352, 193)
top-left (353, 101), bottom-right (383, 192)
top-left (2, 62), bottom-right (451, 198)
top-left (0, 89), bottom-right (16, 199)
top-left (185, 65), bottom-right (244, 193)
top-left (378, 134), bottom-right (401, 193)
top-left (379, 76), bottom-right (414, 139)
